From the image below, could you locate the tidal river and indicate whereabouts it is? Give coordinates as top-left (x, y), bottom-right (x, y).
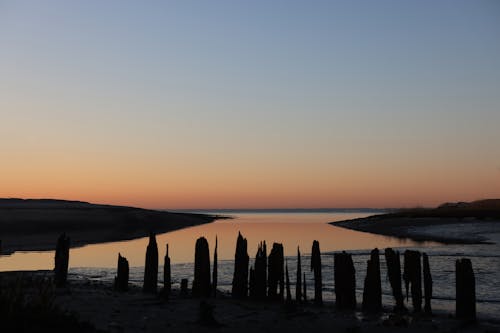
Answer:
top-left (1, 210), bottom-right (499, 321)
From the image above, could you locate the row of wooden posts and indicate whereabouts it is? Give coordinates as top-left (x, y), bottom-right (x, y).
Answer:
top-left (53, 232), bottom-right (477, 321)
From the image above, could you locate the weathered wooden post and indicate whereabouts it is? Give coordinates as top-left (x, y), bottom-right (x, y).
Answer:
top-left (403, 250), bottom-right (422, 312)
top-left (254, 241), bottom-right (267, 300)
top-left (192, 237), bottom-right (211, 297)
top-left (143, 233), bottom-right (158, 293)
top-left (164, 244), bottom-right (171, 297)
top-left (303, 272), bottom-right (307, 303)
top-left (334, 251), bottom-right (356, 310)
top-left (54, 233), bottom-right (70, 287)
top-left (232, 232), bottom-right (249, 298)
top-left (212, 236), bottom-right (218, 297)
top-left (181, 278), bottom-right (189, 297)
top-left (456, 258), bottom-right (476, 322)
top-left (384, 248), bottom-right (406, 312)
top-left (311, 240), bottom-right (323, 305)
top-left (268, 242), bottom-right (284, 301)
top-left (114, 253), bottom-right (129, 292)
top-left (249, 266), bottom-right (256, 299)
top-left (423, 253), bottom-right (432, 314)
top-left (296, 247), bottom-right (302, 303)
top-left (362, 248), bottom-right (382, 313)
top-left (285, 260), bottom-right (292, 303)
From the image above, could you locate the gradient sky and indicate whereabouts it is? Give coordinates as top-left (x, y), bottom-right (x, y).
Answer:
top-left (1, 0), bottom-right (499, 209)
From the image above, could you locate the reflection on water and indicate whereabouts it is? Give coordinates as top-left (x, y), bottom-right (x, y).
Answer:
top-left (0, 211), bottom-right (421, 270)
top-left (1, 210), bottom-right (499, 320)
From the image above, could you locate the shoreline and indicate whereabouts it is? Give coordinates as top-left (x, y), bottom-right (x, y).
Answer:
top-left (331, 215), bottom-right (500, 244)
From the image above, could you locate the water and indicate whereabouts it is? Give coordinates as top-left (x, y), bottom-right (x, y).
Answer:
top-left (1, 210), bottom-right (499, 321)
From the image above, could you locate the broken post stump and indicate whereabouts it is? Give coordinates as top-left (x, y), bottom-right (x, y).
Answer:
top-left (268, 242), bottom-right (284, 301)
top-left (114, 253), bottom-right (129, 292)
top-left (254, 241), bottom-right (267, 300)
top-left (303, 272), bottom-right (307, 303)
top-left (285, 261), bottom-right (292, 303)
top-left (54, 233), bottom-right (70, 287)
top-left (384, 248), bottom-right (406, 312)
top-left (296, 247), bottom-right (302, 303)
top-left (423, 253), bottom-right (433, 315)
top-left (311, 240), bottom-right (323, 305)
top-left (456, 258), bottom-right (476, 322)
top-left (212, 236), bottom-right (218, 297)
top-left (334, 251), bottom-right (356, 310)
top-left (403, 250), bottom-right (422, 313)
top-left (362, 248), bottom-right (382, 313)
top-left (249, 266), bottom-right (256, 299)
top-left (232, 232), bottom-right (249, 299)
top-left (181, 278), bottom-right (189, 297)
top-left (192, 237), bottom-right (211, 297)
top-left (164, 244), bottom-right (171, 297)
top-left (143, 233), bottom-right (159, 293)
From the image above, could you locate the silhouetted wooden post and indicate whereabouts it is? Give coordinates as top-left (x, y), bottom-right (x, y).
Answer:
top-left (212, 236), bottom-right (218, 297)
top-left (296, 247), bottom-right (302, 303)
top-left (334, 251), bottom-right (356, 310)
top-left (456, 258), bottom-right (476, 322)
top-left (114, 253), bottom-right (129, 292)
top-left (254, 241), bottom-right (267, 300)
top-left (403, 250), bottom-right (422, 312)
top-left (249, 266), bottom-right (256, 299)
top-left (232, 232), bottom-right (249, 298)
top-left (54, 233), bottom-right (70, 287)
top-left (193, 237), bottom-right (211, 297)
top-left (384, 248), bottom-right (406, 312)
top-left (164, 244), bottom-right (171, 297)
top-left (268, 242), bottom-right (284, 301)
top-left (143, 233), bottom-right (158, 293)
top-left (285, 261), bottom-right (292, 303)
top-left (181, 278), bottom-right (189, 297)
top-left (362, 248), bottom-right (382, 313)
top-left (311, 240), bottom-right (322, 305)
top-left (303, 272), bottom-right (307, 303)
top-left (423, 253), bottom-right (432, 314)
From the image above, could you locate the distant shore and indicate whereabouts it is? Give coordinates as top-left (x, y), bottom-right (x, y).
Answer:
top-left (331, 200), bottom-right (500, 244)
top-left (0, 199), bottom-right (222, 254)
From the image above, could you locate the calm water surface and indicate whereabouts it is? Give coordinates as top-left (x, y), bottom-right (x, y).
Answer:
top-left (0, 211), bottom-right (419, 269)
top-left (1, 210), bottom-right (499, 320)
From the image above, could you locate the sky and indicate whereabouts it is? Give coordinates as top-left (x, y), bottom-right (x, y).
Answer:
top-left (1, 0), bottom-right (499, 209)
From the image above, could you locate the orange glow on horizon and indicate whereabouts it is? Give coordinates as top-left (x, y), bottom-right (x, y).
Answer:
top-left (2, 144), bottom-right (499, 209)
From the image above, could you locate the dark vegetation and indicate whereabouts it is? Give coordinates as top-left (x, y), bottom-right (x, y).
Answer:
top-left (383, 199), bottom-right (500, 220)
top-left (0, 274), bottom-right (101, 332)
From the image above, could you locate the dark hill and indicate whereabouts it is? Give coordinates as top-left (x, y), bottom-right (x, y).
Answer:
top-left (0, 198), bottom-right (219, 254)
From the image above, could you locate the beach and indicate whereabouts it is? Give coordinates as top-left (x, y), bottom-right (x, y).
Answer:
top-left (1, 270), bottom-right (498, 333)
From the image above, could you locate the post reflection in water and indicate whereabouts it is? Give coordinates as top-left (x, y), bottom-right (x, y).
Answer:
top-left (0, 212), bottom-right (421, 271)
